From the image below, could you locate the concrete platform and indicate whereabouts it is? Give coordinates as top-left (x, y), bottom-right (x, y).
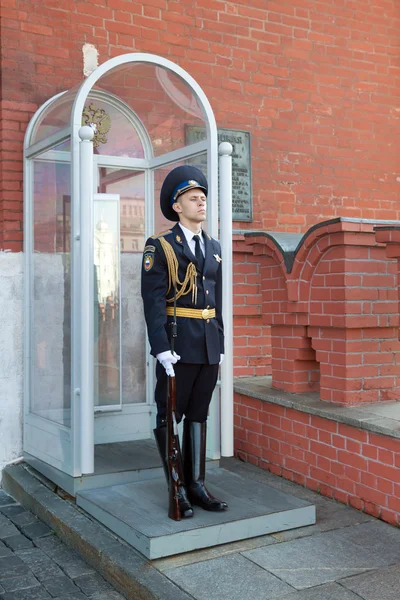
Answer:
top-left (76, 468), bottom-right (316, 559)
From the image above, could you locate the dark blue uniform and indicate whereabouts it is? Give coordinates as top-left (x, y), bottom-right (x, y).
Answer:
top-left (141, 165), bottom-right (228, 515)
top-left (141, 222), bottom-right (224, 424)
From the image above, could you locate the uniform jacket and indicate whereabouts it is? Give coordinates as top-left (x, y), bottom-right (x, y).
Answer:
top-left (141, 223), bottom-right (224, 365)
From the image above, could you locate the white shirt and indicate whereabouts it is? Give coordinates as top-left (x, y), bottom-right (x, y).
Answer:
top-left (178, 223), bottom-right (205, 257)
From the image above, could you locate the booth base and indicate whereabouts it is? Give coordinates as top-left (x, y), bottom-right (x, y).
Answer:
top-left (24, 439), bottom-right (219, 497)
top-left (76, 467), bottom-right (316, 560)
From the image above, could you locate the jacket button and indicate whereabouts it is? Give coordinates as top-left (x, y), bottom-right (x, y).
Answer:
top-left (206, 290), bottom-right (209, 294)
top-left (203, 276), bottom-right (205, 280)
top-left (207, 319), bottom-right (210, 323)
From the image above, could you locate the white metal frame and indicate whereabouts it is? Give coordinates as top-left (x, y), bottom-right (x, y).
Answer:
top-left (23, 53), bottom-right (232, 478)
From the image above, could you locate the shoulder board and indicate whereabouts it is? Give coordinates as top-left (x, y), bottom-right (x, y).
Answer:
top-left (204, 231), bottom-right (219, 244)
top-left (207, 233), bottom-right (220, 246)
top-left (151, 229), bottom-right (172, 240)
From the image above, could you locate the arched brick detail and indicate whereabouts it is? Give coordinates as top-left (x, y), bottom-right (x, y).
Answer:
top-left (244, 218), bottom-right (400, 404)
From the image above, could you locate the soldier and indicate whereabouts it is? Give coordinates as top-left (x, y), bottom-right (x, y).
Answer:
top-left (141, 165), bottom-right (227, 518)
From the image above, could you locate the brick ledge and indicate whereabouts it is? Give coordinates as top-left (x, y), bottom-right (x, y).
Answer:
top-left (234, 376), bottom-right (400, 439)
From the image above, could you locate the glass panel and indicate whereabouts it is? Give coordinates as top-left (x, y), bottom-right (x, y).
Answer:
top-left (153, 155), bottom-right (208, 233)
top-left (92, 63), bottom-right (206, 157)
top-left (94, 196), bottom-right (121, 408)
top-left (98, 168), bottom-right (146, 404)
top-left (30, 86), bottom-right (80, 145)
top-left (54, 140), bottom-right (71, 152)
top-left (32, 160), bottom-right (71, 426)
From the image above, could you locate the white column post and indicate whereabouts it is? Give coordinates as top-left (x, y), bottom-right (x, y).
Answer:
top-left (78, 125), bottom-right (95, 474)
top-left (219, 142), bottom-right (234, 457)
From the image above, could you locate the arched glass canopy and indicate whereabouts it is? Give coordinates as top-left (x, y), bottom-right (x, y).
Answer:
top-left (23, 54), bottom-right (221, 483)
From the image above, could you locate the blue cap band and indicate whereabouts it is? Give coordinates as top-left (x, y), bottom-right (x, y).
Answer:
top-left (170, 180), bottom-right (206, 206)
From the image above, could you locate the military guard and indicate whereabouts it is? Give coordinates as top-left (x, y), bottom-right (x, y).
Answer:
top-left (141, 165), bottom-right (227, 518)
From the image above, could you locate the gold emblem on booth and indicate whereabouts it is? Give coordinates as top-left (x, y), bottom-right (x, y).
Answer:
top-left (82, 103), bottom-right (111, 147)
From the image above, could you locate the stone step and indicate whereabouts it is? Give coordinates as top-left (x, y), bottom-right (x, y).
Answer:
top-left (76, 468), bottom-right (316, 560)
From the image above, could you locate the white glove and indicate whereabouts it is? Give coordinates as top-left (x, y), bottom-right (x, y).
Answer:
top-left (156, 350), bottom-right (181, 377)
top-left (219, 354), bottom-right (225, 365)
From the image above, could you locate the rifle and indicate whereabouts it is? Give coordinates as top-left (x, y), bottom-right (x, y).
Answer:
top-left (167, 282), bottom-right (181, 521)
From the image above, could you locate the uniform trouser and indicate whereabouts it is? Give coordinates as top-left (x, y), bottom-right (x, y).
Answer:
top-left (154, 362), bottom-right (219, 427)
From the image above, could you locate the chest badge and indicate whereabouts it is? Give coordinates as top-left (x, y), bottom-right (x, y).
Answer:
top-left (213, 253), bottom-right (222, 263)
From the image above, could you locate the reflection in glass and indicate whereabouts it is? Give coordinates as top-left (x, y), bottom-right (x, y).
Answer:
top-left (92, 63), bottom-right (206, 157)
top-left (98, 169), bottom-right (146, 405)
top-left (31, 86), bottom-right (80, 145)
top-left (32, 161), bottom-right (71, 426)
top-left (94, 197), bottom-right (121, 408)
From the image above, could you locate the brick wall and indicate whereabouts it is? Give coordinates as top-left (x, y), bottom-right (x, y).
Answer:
top-left (233, 236), bottom-right (271, 377)
top-left (235, 391), bottom-right (400, 526)
top-left (2, 0), bottom-right (400, 250)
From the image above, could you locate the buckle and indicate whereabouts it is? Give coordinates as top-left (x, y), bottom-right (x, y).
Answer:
top-left (201, 308), bottom-right (210, 320)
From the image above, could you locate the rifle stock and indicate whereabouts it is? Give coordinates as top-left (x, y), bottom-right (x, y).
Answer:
top-left (167, 374), bottom-right (181, 521)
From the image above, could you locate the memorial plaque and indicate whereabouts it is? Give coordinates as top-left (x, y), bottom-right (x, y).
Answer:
top-left (185, 126), bottom-right (252, 222)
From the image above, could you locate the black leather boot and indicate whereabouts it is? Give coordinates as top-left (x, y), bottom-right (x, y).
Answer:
top-left (183, 420), bottom-right (228, 512)
top-left (153, 425), bottom-right (193, 518)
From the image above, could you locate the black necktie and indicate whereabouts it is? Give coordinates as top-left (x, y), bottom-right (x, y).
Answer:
top-left (193, 235), bottom-right (204, 273)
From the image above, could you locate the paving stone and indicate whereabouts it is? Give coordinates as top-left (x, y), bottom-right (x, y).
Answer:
top-left (52, 595), bottom-right (87, 600)
top-left (33, 538), bottom-right (94, 579)
top-left (0, 493), bottom-right (17, 508)
top-left (0, 515), bottom-right (19, 540)
top-left (0, 542), bottom-right (12, 559)
top-left (41, 576), bottom-right (81, 598)
top-left (0, 585), bottom-right (52, 600)
top-left (164, 553), bottom-right (295, 600)
top-left (51, 551), bottom-right (96, 579)
top-left (3, 536), bottom-right (34, 551)
top-left (90, 592), bottom-right (126, 600)
top-left (0, 556), bottom-right (31, 581)
top-left (340, 564), bottom-right (400, 600)
top-left (1, 574), bottom-right (41, 592)
top-left (0, 508), bottom-right (25, 519)
top-left (269, 582), bottom-right (366, 599)
top-left (73, 574), bottom-right (113, 597)
top-left (8, 512), bottom-right (39, 528)
top-left (272, 500), bottom-right (373, 543)
top-left (33, 537), bottom-right (64, 554)
top-left (59, 560), bottom-right (96, 580)
top-left (15, 549), bottom-right (65, 582)
top-left (20, 523), bottom-right (52, 541)
top-left (242, 521), bottom-right (400, 590)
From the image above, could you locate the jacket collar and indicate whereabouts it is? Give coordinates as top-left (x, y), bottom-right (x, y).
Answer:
top-left (172, 223), bottom-right (196, 265)
top-left (172, 222), bottom-right (215, 274)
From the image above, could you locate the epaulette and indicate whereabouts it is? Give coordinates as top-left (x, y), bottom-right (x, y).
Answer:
top-left (151, 229), bottom-right (172, 240)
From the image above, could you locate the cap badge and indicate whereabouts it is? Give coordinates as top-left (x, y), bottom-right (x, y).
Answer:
top-left (188, 180), bottom-right (198, 186)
